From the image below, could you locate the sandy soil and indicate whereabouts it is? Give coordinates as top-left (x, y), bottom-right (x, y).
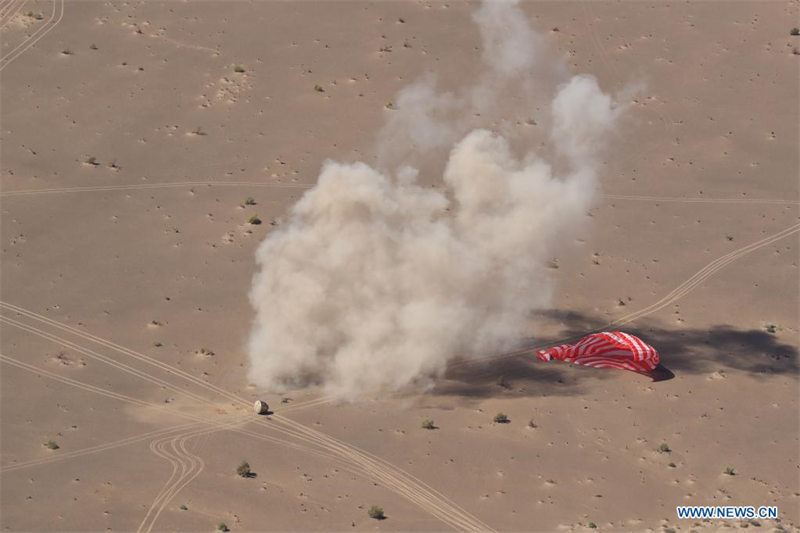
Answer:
top-left (1, 1), bottom-right (798, 532)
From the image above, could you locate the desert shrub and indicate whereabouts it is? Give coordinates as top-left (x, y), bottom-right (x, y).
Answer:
top-left (658, 443), bottom-right (671, 453)
top-left (313, 84), bottom-right (324, 92)
top-left (791, 27), bottom-right (799, 36)
top-left (724, 466), bottom-right (736, 476)
top-left (233, 65), bottom-right (246, 73)
top-left (236, 461), bottom-right (251, 478)
top-left (248, 215), bottom-right (262, 225)
top-left (44, 440), bottom-right (59, 450)
top-left (179, 504), bottom-right (188, 510)
top-left (493, 413), bottom-right (509, 424)
top-left (765, 323), bottom-right (777, 334)
top-left (421, 419), bottom-right (435, 430)
top-left (588, 523), bottom-right (597, 529)
top-left (243, 196), bottom-right (256, 206)
top-left (217, 522), bottom-right (229, 532)
top-left (368, 505), bottom-right (385, 520)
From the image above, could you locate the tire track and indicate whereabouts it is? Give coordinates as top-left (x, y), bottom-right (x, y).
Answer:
top-left (0, 181), bottom-right (312, 197)
top-left (0, 420), bottom-right (200, 473)
top-left (0, 351), bottom-right (349, 473)
top-left (0, 0), bottom-right (63, 72)
top-left (139, 424), bottom-right (227, 533)
top-left (603, 193), bottom-right (800, 205)
top-left (1, 303), bottom-right (493, 531)
top-left (0, 315), bottom-right (230, 409)
top-left (611, 222), bottom-right (800, 327)
top-left (457, 221), bottom-right (800, 368)
top-left (277, 395), bottom-right (335, 413)
top-left (0, 303), bottom-right (245, 407)
top-left (266, 414), bottom-right (495, 532)
top-left (6, 223), bottom-right (795, 531)
top-left (3, 182), bottom-right (795, 209)
top-left (0, 0), bottom-right (27, 28)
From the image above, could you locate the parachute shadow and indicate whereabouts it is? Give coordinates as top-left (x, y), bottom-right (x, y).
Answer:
top-left (434, 310), bottom-right (796, 399)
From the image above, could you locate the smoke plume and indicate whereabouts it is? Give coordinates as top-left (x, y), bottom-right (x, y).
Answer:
top-left (247, 0), bottom-right (625, 398)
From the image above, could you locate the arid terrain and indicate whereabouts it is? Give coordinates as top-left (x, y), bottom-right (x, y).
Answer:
top-left (1, 1), bottom-right (798, 532)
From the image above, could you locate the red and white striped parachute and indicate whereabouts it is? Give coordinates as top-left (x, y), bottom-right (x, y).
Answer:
top-left (536, 331), bottom-right (659, 373)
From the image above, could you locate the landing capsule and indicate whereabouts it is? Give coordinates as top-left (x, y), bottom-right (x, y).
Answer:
top-left (254, 400), bottom-right (269, 415)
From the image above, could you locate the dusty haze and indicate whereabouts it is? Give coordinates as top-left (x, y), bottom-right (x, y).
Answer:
top-left (247, 1), bottom-right (625, 398)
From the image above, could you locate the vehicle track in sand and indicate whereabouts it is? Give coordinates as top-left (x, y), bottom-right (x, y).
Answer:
top-left (0, 351), bottom-right (353, 473)
top-left (0, 304), bottom-right (493, 532)
top-left (2, 179), bottom-right (797, 207)
top-left (0, 0), bottom-right (63, 71)
top-left (4, 345), bottom-right (483, 530)
top-left (0, 0), bottom-right (27, 29)
top-left (0, 181), bottom-right (313, 197)
top-left (603, 193), bottom-right (800, 205)
top-left (138, 419), bottom-right (248, 533)
top-left (456, 221), bottom-right (800, 368)
top-left (0, 419), bottom-right (200, 473)
top-left (5, 221), bottom-right (798, 530)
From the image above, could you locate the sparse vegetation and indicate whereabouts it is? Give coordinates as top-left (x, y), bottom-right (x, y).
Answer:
top-left (84, 156), bottom-right (99, 166)
top-left (421, 419), bottom-right (435, 430)
top-left (198, 348), bottom-right (215, 357)
top-left (527, 419), bottom-right (537, 429)
top-left (547, 259), bottom-right (559, 269)
top-left (236, 461), bottom-right (252, 478)
top-left (89, 43), bottom-right (98, 50)
top-left (588, 522), bottom-right (597, 529)
top-left (668, 462), bottom-right (676, 468)
top-left (248, 215), bottom-right (262, 225)
top-left (724, 466), bottom-right (736, 476)
top-left (179, 504), bottom-right (188, 510)
top-left (233, 65), bottom-right (246, 73)
top-left (791, 27), bottom-right (800, 36)
top-left (190, 126), bottom-right (207, 136)
top-left (44, 440), bottom-right (59, 450)
top-left (313, 84), bottom-right (324, 93)
top-left (61, 49), bottom-right (73, 56)
top-left (217, 522), bottom-right (229, 532)
top-left (765, 323), bottom-right (777, 334)
top-left (281, 397), bottom-right (291, 404)
top-left (243, 196), bottom-right (256, 206)
top-left (26, 11), bottom-right (44, 20)
top-left (384, 101), bottom-right (394, 109)
top-left (658, 442), bottom-right (671, 453)
top-left (493, 413), bottom-right (509, 424)
top-left (368, 505), bottom-right (385, 520)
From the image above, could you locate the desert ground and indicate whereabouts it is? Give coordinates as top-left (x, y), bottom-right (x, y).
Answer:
top-left (1, 0), bottom-right (798, 531)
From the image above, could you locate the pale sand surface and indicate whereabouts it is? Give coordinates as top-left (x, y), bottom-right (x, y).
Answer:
top-left (1, 1), bottom-right (798, 531)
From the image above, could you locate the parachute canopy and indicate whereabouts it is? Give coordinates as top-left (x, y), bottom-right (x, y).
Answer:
top-left (536, 331), bottom-right (659, 373)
